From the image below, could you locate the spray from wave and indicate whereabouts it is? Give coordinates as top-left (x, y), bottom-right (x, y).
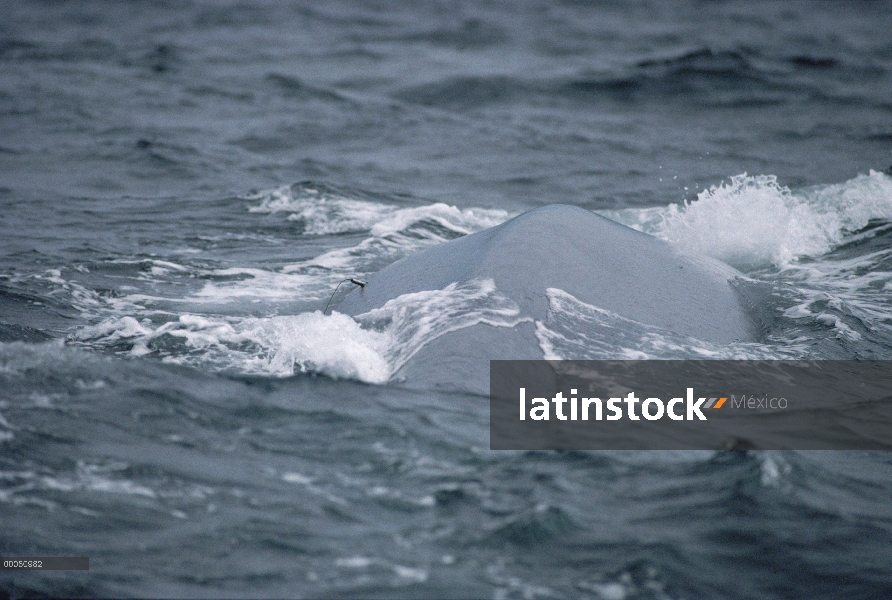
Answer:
top-left (604, 170), bottom-right (892, 268)
top-left (598, 171), bottom-right (892, 350)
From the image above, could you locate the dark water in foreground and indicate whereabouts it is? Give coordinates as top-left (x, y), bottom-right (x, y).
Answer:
top-left (2, 1), bottom-right (892, 598)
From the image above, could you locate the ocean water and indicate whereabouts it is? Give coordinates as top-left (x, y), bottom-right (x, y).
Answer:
top-left (2, 1), bottom-right (892, 598)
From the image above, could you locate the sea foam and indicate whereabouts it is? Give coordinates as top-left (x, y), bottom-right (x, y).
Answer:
top-left (603, 170), bottom-right (892, 268)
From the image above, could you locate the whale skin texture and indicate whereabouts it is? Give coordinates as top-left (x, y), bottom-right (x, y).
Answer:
top-left (337, 204), bottom-right (756, 393)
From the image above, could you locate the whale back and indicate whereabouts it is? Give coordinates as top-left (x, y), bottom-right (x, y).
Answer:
top-left (337, 204), bottom-right (756, 391)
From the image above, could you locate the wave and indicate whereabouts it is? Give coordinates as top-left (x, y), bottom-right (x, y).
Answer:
top-left (394, 76), bottom-right (528, 110)
top-left (392, 47), bottom-right (889, 111)
top-left (246, 181), bottom-right (508, 238)
top-left (395, 18), bottom-right (509, 50)
top-left (602, 170), bottom-right (892, 354)
top-left (71, 279), bottom-right (525, 383)
top-left (264, 73), bottom-right (356, 105)
top-left (602, 170), bottom-right (892, 268)
top-left (19, 185), bottom-right (511, 321)
top-left (51, 170), bottom-right (892, 381)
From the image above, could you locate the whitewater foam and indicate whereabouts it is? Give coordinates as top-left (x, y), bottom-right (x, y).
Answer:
top-left (189, 189), bottom-right (512, 305)
top-left (247, 183), bottom-right (509, 239)
top-left (32, 190), bottom-right (513, 323)
top-left (602, 170), bottom-right (892, 268)
top-left (246, 184), bottom-right (397, 235)
top-left (71, 279), bottom-right (524, 384)
top-left (355, 278), bottom-right (528, 377)
top-left (535, 288), bottom-right (801, 361)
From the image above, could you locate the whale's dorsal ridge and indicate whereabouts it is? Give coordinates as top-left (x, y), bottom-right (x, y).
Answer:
top-left (336, 203), bottom-right (756, 391)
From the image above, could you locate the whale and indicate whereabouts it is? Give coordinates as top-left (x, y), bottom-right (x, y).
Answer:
top-left (337, 204), bottom-right (757, 394)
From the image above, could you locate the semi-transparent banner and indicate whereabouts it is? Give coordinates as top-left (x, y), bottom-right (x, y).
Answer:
top-left (490, 361), bottom-right (892, 450)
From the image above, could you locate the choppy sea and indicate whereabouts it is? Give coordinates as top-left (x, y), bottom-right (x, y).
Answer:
top-left (2, 1), bottom-right (892, 598)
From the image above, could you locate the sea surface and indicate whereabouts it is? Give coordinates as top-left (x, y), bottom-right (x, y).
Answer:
top-left (2, 1), bottom-right (892, 598)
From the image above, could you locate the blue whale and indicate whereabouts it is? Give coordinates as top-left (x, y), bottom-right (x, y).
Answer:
top-left (337, 204), bottom-right (756, 393)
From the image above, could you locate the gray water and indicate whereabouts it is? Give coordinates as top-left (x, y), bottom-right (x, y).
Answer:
top-left (2, 1), bottom-right (892, 598)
